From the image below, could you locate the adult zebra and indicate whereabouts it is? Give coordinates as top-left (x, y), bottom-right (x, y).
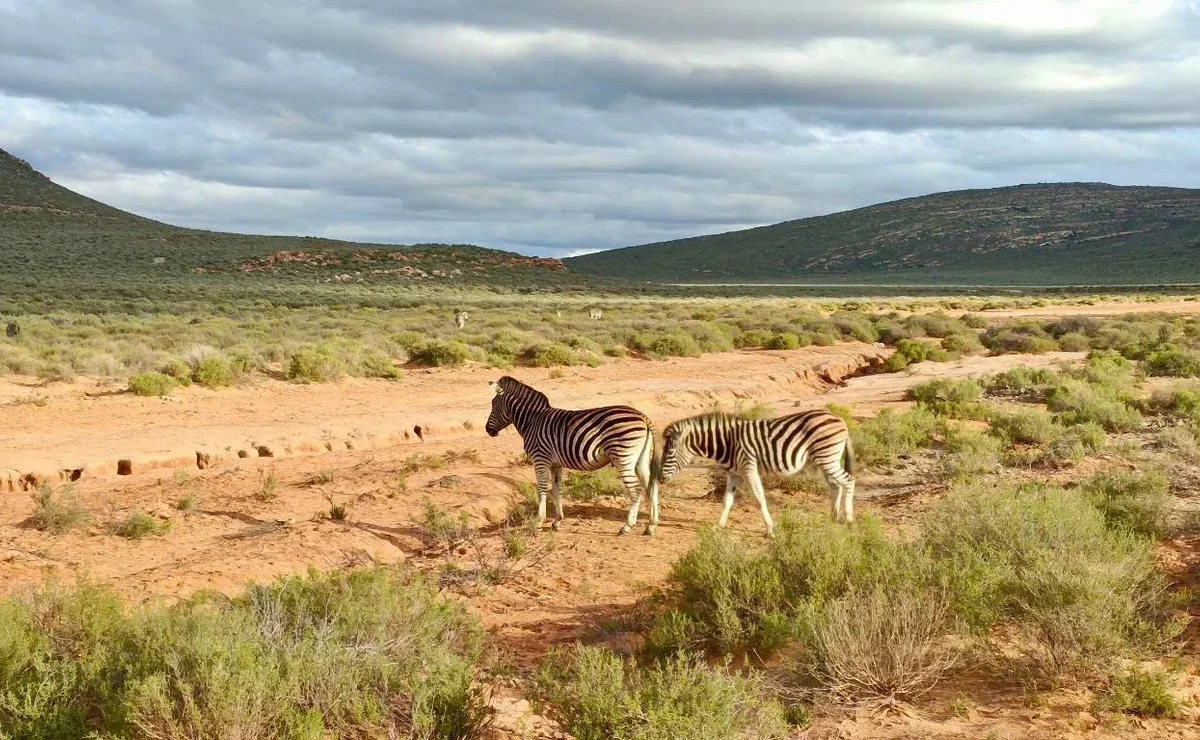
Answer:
top-left (485, 376), bottom-right (660, 535)
top-left (657, 409), bottom-right (855, 536)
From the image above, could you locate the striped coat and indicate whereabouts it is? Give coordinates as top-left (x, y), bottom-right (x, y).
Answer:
top-left (486, 376), bottom-right (660, 535)
top-left (657, 409), bottom-right (856, 536)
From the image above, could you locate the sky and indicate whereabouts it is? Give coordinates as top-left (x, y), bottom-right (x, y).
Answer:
top-left (2, 1), bottom-right (1200, 257)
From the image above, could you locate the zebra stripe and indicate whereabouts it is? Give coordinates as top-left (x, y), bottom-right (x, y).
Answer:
top-left (657, 409), bottom-right (856, 536)
top-left (485, 376), bottom-right (660, 535)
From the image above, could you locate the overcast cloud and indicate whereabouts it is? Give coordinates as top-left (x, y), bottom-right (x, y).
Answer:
top-left (3, 0), bottom-right (1200, 256)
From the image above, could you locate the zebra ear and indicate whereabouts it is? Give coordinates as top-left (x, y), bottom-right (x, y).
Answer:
top-left (489, 380), bottom-right (503, 395)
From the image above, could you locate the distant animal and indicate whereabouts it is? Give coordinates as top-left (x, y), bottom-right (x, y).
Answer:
top-left (657, 409), bottom-right (856, 537)
top-left (5, 322), bottom-right (19, 338)
top-left (454, 310), bottom-right (469, 329)
top-left (588, 308), bottom-right (603, 320)
top-left (486, 376), bottom-right (660, 535)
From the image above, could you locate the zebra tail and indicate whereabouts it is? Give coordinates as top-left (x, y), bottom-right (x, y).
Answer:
top-left (843, 437), bottom-right (856, 476)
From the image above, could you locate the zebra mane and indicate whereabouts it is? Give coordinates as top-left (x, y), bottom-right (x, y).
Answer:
top-left (496, 376), bottom-right (551, 409)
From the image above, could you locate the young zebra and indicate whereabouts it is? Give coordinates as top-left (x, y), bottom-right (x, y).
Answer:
top-left (657, 409), bottom-right (855, 536)
top-left (486, 376), bottom-right (660, 535)
top-left (588, 308), bottom-right (603, 320)
top-left (453, 310), bottom-right (469, 329)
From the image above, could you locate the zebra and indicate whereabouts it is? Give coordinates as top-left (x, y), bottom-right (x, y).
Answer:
top-left (5, 322), bottom-right (18, 338)
top-left (485, 376), bottom-right (660, 535)
top-left (657, 409), bottom-right (855, 536)
top-left (454, 310), bottom-right (469, 329)
top-left (588, 308), bottom-right (603, 320)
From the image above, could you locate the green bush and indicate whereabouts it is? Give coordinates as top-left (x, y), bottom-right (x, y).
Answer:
top-left (1046, 380), bottom-right (1142, 432)
top-left (412, 340), bottom-right (472, 367)
top-left (0, 568), bottom-right (488, 739)
top-left (1093, 667), bottom-right (1179, 718)
top-left (128, 372), bottom-right (177, 397)
top-left (921, 482), bottom-right (1175, 675)
top-left (940, 426), bottom-right (1002, 481)
top-left (359, 349), bottom-right (403, 379)
top-left (521, 343), bottom-right (579, 367)
top-left (192, 356), bottom-right (235, 388)
top-left (941, 332), bottom-right (984, 356)
top-left (987, 407), bottom-right (1059, 445)
top-left (894, 338), bottom-right (934, 363)
top-left (1056, 332), bottom-right (1091, 351)
top-left (650, 333), bottom-right (702, 358)
top-left (764, 332), bottom-right (801, 350)
top-left (1145, 384), bottom-right (1200, 421)
top-left (535, 646), bottom-right (789, 740)
top-left (906, 378), bottom-right (985, 419)
top-left (853, 408), bottom-right (942, 466)
top-left (831, 312), bottom-right (878, 343)
top-left (734, 329), bottom-right (773, 349)
top-left (882, 352), bottom-right (909, 372)
top-left (1079, 470), bottom-right (1169, 538)
top-left (1143, 347), bottom-right (1200, 377)
top-left (982, 324), bottom-right (1059, 355)
top-left (564, 468), bottom-right (625, 502)
top-left (110, 510), bottom-right (170, 539)
top-left (286, 347), bottom-right (346, 383)
top-left (986, 366), bottom-right (1058, 394)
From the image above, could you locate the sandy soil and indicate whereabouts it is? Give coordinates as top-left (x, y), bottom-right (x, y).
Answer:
top-left (2, 340), bottom-right (1196, 739)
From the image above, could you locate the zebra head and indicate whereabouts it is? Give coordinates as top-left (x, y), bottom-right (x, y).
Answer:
top-left (658, 419), bottom-right (697, 484)
top-left (486, 380), bottom-right (512, 437)
top-left (485, 376), bottom-right (550, 436)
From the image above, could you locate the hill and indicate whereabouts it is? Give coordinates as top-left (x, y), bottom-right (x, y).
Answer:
top-left (0, 148), bottom-right (590, 305)
top-left (565, 183), bottom-right (1200, 286)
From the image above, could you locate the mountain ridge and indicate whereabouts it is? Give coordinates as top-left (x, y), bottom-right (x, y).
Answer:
top-left (565, 182), bottom-right (1200, 286)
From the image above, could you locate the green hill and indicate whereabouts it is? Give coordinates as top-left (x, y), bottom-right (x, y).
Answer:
top-left (565, 183), bottom-right (1200, 286)
top-left (0, 148), bottom-right (586, 302)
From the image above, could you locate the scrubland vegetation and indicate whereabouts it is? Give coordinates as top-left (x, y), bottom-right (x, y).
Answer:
top-left (6, 297), bottom-right (1200, 737)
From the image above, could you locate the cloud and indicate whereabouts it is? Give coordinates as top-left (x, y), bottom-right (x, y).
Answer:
top-left (1, 0), bottom-right (1199, 256)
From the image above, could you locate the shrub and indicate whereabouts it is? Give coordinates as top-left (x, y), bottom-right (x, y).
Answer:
top-left (906, 378), bottom-right (985, 419)
top-left (1093, 667), bottom-right (1179, 718)
top-left (986, 366), bottom-right (1058, 394)
top-left (110, 509), bottom-right (170, 539)
top-left (0, 568), bottom-right (488, 740)
top-left (286, 347), bottom-right (345, 383)
top-left (192, 356), bottom-right (235, 388)
top-left (882, 352), bottom-right (908, 372)
top-left (941, 332), bottom-right (984, 355)
top-left (1079, 470), bottom-right (1169, 538)
top-left (535, 646), bottom-right (789, 740)
top-left (831, 312), bottom-right (878, 343)
top-left (564, 468), bottom-right (625, 502)
top-left (941, 427), bottom-right (1002, 481)
top-left (160, 358), bottom-right (193, 382)
top-left (1144, 347), bottom-right (1200, 378)
top-left (735, 329), bottom-right (773, 349)
top-left (128, 372), bottom-right (176, 397)
top-left (412, 340), bottom-right (472, 367)
top-left (811, 588), bottom-right (960, 703)
top-left (521, 343), bottom-right (578, 367)
top-left (987, 407), bottom-right (1059, 445)
top-left (359, 349), bottom-right (403, 379)
top-left (649, 333), bottom-right (701, 358)
top-left (894, 338), bottom-right (934, 364)
top-left (1039, 422), bottom-right (1106, 467)
top-left (764, 332), bottom-right (801, 350)
top-left (1046, 380), bottom-right (1142, 432)
top-left (1056, 332), bottom-right (1091, 351)
top-left (853, 408), bottom-right (941, 467)
top-left (1145, 385), bottom-right (1200, 422)
top-left (982, 325), bottom-right (1059, 355)
top-left (922, 483), bottom-right (1175, 676)
top-left (29, 483), bottom-right (89, 533)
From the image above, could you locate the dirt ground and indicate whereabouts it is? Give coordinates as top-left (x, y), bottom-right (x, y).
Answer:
top-left (2, 310), bottom-right (1199, 738)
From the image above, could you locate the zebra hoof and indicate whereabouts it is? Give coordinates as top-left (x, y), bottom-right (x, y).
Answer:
top-left (617, 524), bottom-right (632, 536)
top-left (642, 525), bottom-right (655, 537)
top-left (551, 520), bottom-right (561, 531)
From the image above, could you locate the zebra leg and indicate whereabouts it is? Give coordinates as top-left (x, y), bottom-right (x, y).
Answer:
top-left (819, 449), bottom-right (856, 524)
top-left (717, 472), bottom-right (740, 528)
top-left (618, 460), bottom-right (645, 536)
top-left (550, 464), bottom-right (565, 530)
top-left (635, 441), bottom-right (657, 536)
top-left (533, 462), bottom-right (551, 527)
top-left (745, 467), bottom-right (776, 538)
